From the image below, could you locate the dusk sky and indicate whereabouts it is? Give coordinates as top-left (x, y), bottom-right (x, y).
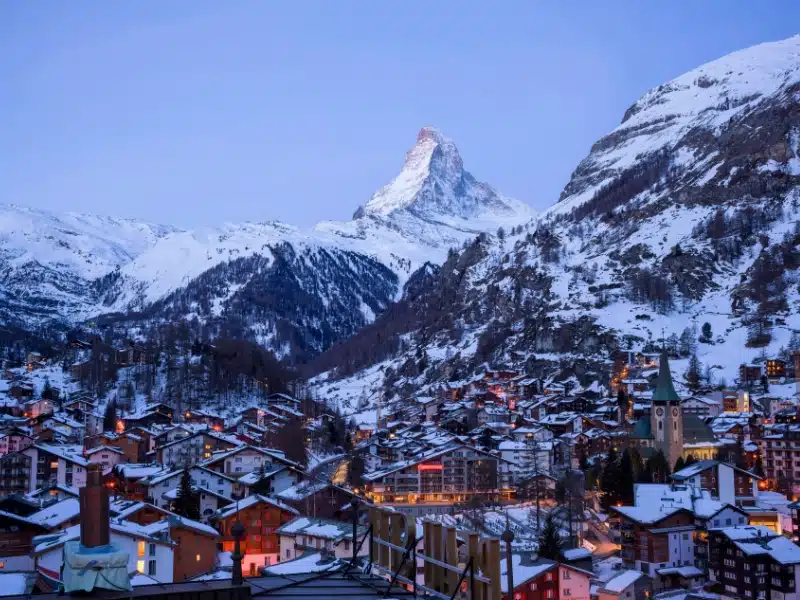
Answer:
top-left (1, 2), bottom-right (798, 227)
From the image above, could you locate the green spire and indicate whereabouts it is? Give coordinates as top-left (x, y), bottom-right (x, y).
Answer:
top-left (653, 351), bottom-right (680, 402)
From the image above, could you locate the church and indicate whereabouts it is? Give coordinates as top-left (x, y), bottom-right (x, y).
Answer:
top-left (628, 352), bottom-right (716, 467)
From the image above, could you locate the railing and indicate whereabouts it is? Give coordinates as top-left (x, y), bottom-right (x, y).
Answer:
top-left (346, 504), bottom-right (493, 600)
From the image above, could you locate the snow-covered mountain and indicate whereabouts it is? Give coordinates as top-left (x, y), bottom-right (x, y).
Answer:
top-left (308, 35), bottom-right (800, 417)
top-left (0, 128), bottom-right (532, 358)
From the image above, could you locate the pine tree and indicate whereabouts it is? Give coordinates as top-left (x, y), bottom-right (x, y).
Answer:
top-left (348, 454), bottom-right (365, 488)
top-left (674, 457), bottom-right (686, 472)
top-left (684, 454), bottom-right (697, 467)
top-left (616, 389), bottom-right (629, 419)
top-left (700, 322), bottom-right (713, 343)
top-left (686, 355), bottom-right (702, 391)
top-left (273, 417), bottom-right (307, 467)
top-left (618, 450), bottom-right (635, 505)
top-left (173, 468), bottom-right (200, 521)
top-left (536, 514), bottom-right (563, 560)
top-left (103, 401), bottom-right (117, 433)
top-left (648, 450), bottom-right (671, 483)
top-left (600, 446), bottom-right (620, 508)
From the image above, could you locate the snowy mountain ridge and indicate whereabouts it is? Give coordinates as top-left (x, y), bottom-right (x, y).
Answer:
top-left (0, 129), bottom-right (532, 357)
top-left (308, 35), bottom-right (800, 419)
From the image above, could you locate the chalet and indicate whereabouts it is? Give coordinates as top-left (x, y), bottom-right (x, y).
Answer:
top-left (201, 444), bottom-right (301, 482)
top-left (86, 445), bottom-right (125, 471)
top-left (276, 516), bottom-right (366, 562)
top-left (212, 494), bottom-right (298, 575)
top-left (183, 410), bottom-right (225, 430)
top-left (115, 343), bottom-right (149, 366)
top-left (21, 444), bottom-right (89, 492)
top-left (8, 382), bottom-right (33, 400)
top-left (670, 460), bottom-right (761, 506)
top-left (276, 481), bottom-right (361, 520)
top-left (112, 463), bottom-right (170, 500)
top-left (0, 511), bottom-right (47, 571)
top-left (500, 555), bottom-right (592, 600)
top-left (681, 395), bottom-right (722, 419)
top-left (98, 430), bottom-right (147, 463)
top-left (610, 503), bottom-right (696, 580)
top-left (708, 525), bottom-right (800, 600)
top-left (765, 358), bottom-right (787, 381)
top-left (0, 452), bottom-right (32, 498)
top-left (740, 364), bottom-right (763, 386)
top-left (0, 429), bottom-right (33, 456)
top-left (154, 430), bottom-right (238, 468)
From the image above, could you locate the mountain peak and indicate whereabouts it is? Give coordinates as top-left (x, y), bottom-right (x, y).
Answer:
top-left (362, 127), bottom-right (529, 223)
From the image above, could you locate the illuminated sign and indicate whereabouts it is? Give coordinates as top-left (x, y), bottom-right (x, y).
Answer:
top-left (418, 464), bottom-right (443, 472)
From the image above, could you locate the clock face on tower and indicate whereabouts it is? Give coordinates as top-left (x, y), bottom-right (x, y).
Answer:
top-left (672, 408), bottom-right (679, 417)
top-left (655, 407), bottom-right (664, 417)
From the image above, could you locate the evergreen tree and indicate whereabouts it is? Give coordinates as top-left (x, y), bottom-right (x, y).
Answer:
top-left (637, 461), bottom-right (653, 484)
top-left (600, 446), bottom-right (620, 508)
top-left (679, 328), bottom-right (696, 357)
top-left (348, 454), bottom-right (365, 488)
top-left (616, 389), bottom-right (629, 419)
top-left (173, 468), bottom-right (200, 521)
top-left (674, 457), bottom-right (686, 472)
top-left (618, 449), bottom-right (635, 505)
top-left (686, 355), bottom-right (702, 391)
top-left (103, 401), bottom-right (117, 433)
top-left (648, 450), bottom-right (671, 483)
top-left (273, 417), bottom-right (308, 467)
top-left (684, 454), bottom-right (697, 467)
top-left (700, 322), bottom-right (713, 343)
top-left (536, 514), bottom-right (563, 560)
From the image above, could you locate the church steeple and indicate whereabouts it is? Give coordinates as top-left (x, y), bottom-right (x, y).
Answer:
top-left (653, 351), bottom-right (680, 403)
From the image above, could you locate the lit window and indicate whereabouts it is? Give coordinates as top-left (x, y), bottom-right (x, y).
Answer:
top-left (137, 541), bottom-right (145, 557)
top-left (196, 554), bottom-right (201, 562)
top-left (136, 560), bottom-right (145, 573)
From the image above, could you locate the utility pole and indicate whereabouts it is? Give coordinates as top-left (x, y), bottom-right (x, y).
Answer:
top-left (534, 443), bottom-right (541, 531)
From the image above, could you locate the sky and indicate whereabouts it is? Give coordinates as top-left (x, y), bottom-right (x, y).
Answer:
top-left (1, 2), bottom-right (799, 228)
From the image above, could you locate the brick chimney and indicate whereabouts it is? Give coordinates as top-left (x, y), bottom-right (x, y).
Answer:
top-left (79, 463), bottom-right (110, 548)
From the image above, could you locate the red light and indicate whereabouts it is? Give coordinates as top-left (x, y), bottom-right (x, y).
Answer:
top-left (418, 464), bottom-right (443, 472)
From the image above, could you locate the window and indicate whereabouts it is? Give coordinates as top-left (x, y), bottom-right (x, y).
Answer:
top-left (137, 541), bottom-right (146, 557)
top-left (545, 591), bottom-right (554, 599)
top-left (235, 457), bottom-right (242, 463)
top-left (562, 570), bottom-right (570, 579)
top-left (136, 560), bottom-right (145, 573)
top-left (545, 573), bottom-right (553, 582)
top-left (563, 589), bottom-right (571, 596)
top-left (286, 549), bottom-right (291, 558)
top-left (529, 583), bottom-right (537, 591)
top-left (148, 560), bottom-right (156, 576)
top-left (196, 554), bottom-right (201, 562)
top-left (725, 518), bottom-right (732, 525)
top-left (218, 478), bottom-right (224, 484)
top-left (682, 533), bottom-right (689, 540)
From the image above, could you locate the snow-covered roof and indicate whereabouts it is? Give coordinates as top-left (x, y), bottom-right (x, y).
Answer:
top-left (598, 569), bottom-right (643, 593)
top-left (275, 517), bottom-right (364, 542)
top-left (736, 535), bottom-right (800, 564)
top-left (499, 555), bottom-right (556, 593)
top-left (27, 498), bottom-right (81, 528)
top-left (214, 494), bottom-right (299, 520)
top-left (262, 552), bottom-right (341, 575)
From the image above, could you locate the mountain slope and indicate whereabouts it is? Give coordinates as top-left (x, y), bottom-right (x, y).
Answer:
top-left (0, 129), bottom-right (532, 359)
top-left (308, 35), bottom-right (800, 418)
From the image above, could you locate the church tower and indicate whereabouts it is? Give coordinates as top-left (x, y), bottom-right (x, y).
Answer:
top-left (650, 352), bottom-right (683, 470)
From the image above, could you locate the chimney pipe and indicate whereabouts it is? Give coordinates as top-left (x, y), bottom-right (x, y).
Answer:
top-left (79, 463), bottom-right (110, 548)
